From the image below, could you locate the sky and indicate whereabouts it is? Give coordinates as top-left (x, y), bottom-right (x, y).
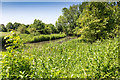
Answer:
top-left (1, 0), bottom-right (86, 2)
top-left (0, 2), bottom-right (82, 25)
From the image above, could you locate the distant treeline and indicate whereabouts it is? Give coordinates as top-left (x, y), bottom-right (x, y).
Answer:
top-left (0, 2), bottom-right (120, 42)
top-left (0, 20), bottom-right (58, 35)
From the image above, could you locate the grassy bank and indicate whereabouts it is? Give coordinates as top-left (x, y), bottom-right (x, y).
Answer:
top-left (19, 33), bottom-right (66, 43)
top-left (1, 33), bottom-right (66, 50)
top-left (0, 32), bottom-right (10, 37)
top-left (0, 32), bottom-right (10, 41)
top-left (0, 32), bottom-right (66, 44)
top-left (26, 36), bottom-right (77, 49)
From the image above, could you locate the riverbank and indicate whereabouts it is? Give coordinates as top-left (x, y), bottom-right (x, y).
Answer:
top-left (19, 33), bottom-right (67, 43)
top-left (25, 36), bottom-right (77, 49)
top-left (1, 32), bottom-right (67, 51)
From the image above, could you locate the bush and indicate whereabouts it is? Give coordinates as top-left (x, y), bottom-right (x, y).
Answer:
top-left (31, 33), bottom-right (66, 43)
top-left (1, 31), bottom-right (36, 79)
top-left (2, 36), bottom-right (6, 50)
top-left (2, 31), bottom-right (20, 50)
top-left (2, 51), bottom-right (34, 79)
top-left (20, 33), bottom-right (66, 43)
top-left (17, 25), bottom-right (27, 34)
top-left (25, 30), bottom-right (30, 34)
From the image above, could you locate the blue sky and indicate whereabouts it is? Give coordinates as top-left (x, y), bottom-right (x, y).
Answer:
top-left (1, 0), bottom-right (86, 2)
top-left (1, 2), bottom-right (82, 25)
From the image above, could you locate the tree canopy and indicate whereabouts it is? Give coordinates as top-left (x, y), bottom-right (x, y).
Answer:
top-left (1, 2), bottom-right (119, 42)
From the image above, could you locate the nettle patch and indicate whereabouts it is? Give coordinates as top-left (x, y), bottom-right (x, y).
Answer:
top-left (1, 31), bottom-right (36, 79)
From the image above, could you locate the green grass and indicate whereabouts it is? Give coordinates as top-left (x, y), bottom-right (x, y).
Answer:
top-left (26, 36), bottom-right (77, 49)
top-left (26, 37), bottom-right (119, 78)
top-left (0, 32), bottom-right (10, 37)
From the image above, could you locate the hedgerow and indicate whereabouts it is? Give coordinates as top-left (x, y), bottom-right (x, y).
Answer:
top-left (19, 33), bottom-right (66, 43)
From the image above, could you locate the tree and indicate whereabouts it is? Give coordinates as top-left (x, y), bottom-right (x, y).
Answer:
top-left (47, 24), bottom-right (57, 33)
top-left (77, 2), bottom-right (118, 42)
top-left (112, 1), bottom-right (120, 38)
top-left (13, 22), bottom-right (21, 30)
top-left (0, 24), bottom-right (7, 32)
top-left (56, 16), bottom-right (67, 33)
top-left (26, 24), bottom-right (29, 28)
top-left (17, 24), bottom-right (26, 34)
top-left (28, 19), bottom-right (45, 34)
top-left (62, 5), bottom-right (80, 35)
top-left (73, 27), bottom-right (81, 36)
top-left (56, 2), bottom-right (88, 35)
top-left (33, 19), bottom-right (45, 30)
top-left (27, 27), bottom-right (36, 35)
top-left (79, 2), bottom-right (88, 13)
top-left (44, 24), bottom-right (52, 34)
top-left (6, 22), bottom-right (14, 31)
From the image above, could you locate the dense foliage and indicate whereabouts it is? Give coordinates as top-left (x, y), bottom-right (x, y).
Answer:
top-left (1, 2), bottom-right (119, 42)
top-left (1, 32), bottom-right (35, 79)
top-left (1, 32), bottom-right (119, 79)
top-left (0, 24), bottom-right (7, 32)
top-left (1, 19), bottom-right (58, 35)
top-left (19, 33), bottom-right (66, 43)
top-left (56, 2), bottom-right (88, 35)
top-left (2, 32), bottom-right (66, 50)
top-left (30, 37), bottom-right (119, 78)
top-left (1, 1), bottom-right (120, 79)
top-left (56, 2), bottom-right (119, 41)
top-left (77, 2), bottom-right (120, 42)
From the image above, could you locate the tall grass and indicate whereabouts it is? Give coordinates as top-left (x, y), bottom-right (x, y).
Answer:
top-left (28, 37), bottom-right (119, 78)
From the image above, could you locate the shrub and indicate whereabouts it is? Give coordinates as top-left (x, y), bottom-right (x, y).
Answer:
top-left (1, 31), bottom-right (36, 79)
top-left (22, 33), bottom-right (67, 43)
top-left (25, 30), bottom-right (30, 34)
